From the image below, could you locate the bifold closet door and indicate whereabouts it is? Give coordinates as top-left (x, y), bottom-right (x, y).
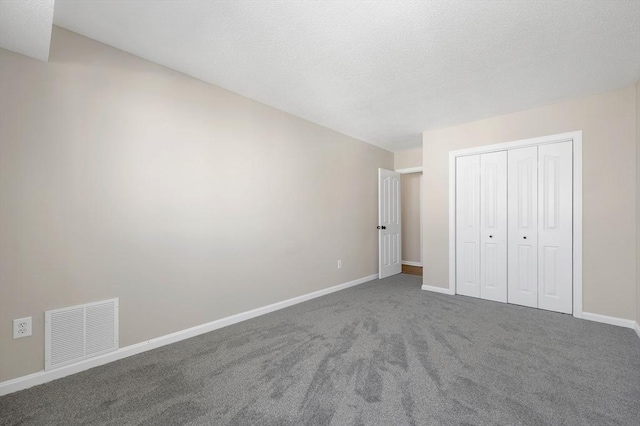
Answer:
top-left (480, 151), bottom-right (507, 303)
top-left (537, 141), bottom-right (573, 314)
top-left (507, 147), bottom-right (538, 308)
top-left (455, 155), bottom-right (480, 298)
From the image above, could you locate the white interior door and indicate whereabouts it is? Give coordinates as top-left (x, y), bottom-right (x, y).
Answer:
top-left (480, 151), bottom-right (507, 303)
top-left (455, 155), bottom-right (480, 297)
top-left (508, 147), bottom-right (538, 308)
top-left (378, 168), bottom-right (401, 279)
top-left (538, 141), bottom-right (573, 314)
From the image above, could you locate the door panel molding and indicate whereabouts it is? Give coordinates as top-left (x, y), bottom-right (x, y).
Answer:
top-left (507, 146), bottom-right (538, 308)
top-left (537, 141), bottom-right (573, 314)
top-left (480, 151), bottom-right (507, 303)
top-left (455, 155), bottom-right (481, 298)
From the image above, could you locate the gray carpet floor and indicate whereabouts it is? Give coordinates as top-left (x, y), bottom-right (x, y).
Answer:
top-left (1, 274), bottom-right (639, 425)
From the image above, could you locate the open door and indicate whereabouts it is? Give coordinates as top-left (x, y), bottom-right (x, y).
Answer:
top-left (378, 168), bottom-right (402, 278)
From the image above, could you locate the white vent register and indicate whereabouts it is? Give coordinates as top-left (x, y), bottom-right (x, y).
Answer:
top-left (45, 298), bottom-right (119, 370)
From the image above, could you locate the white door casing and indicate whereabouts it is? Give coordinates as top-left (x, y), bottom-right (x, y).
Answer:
top-left (455, 155), bottom-right (481, 298)
top-left (378, 168), bottom-right (402, 279)
top-left (507, 146), bottom-right (539, 308)
top-left (480, 151), bottom-right (508, 303)
top-left (537, 141), bottom-right (573, 314)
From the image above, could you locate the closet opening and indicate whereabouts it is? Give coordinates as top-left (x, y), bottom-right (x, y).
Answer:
top-left (447, 131), bottom-right (583, 317)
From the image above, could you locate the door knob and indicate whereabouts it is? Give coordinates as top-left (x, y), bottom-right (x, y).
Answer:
top-left (489, 235), bottom-right (493, 238)
top-left (523, 236), bottom-right (527, 239)
top-left (377, 226), bottom-right (386, 230)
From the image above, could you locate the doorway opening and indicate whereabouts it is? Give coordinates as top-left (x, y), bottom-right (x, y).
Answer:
top-left (401, 171), bottom-right (422, 276)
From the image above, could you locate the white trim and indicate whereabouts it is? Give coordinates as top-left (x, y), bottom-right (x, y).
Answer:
top-left (449, 131), bottom-right (579, 157)
top-left (417, 291), bottom-right (640, 340)
top-left (448, 152), bottom-right (456, 295)
top-left (395, 166), bottom-right (423, 174)
top-left (396, 169), bottom-right (423, 273)
top-left (448, 131), bottom-right (583, 318)
top-left (0, 273), bottom-right (378, 396)
top-left (572, 134), bottom-right (583, 318)
top-left (378, 168), bottom-right (383, 278)
top-left (581, 312), bottom-right (638, 330)
top-left (421, 284), bottom-right (455, 295)
top-left (419, 173), bottom-right (423, 267)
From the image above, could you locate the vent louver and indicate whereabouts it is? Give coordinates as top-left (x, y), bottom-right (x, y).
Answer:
top-left (45, 299), bottom-right (119, 370)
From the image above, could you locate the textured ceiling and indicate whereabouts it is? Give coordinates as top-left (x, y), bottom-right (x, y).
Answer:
top-left (50, 1), bottom-right (640, 150)
top-left (0, 0), bottom-right (54, 62)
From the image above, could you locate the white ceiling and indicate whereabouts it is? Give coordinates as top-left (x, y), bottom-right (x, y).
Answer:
top-left (0, 0), bottom-right (54, 62)
top-left (20, 1), bottom-right (640, 150)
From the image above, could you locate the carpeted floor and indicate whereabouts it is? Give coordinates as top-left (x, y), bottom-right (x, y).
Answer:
top-left (1, 274), bottom-right (639, 425)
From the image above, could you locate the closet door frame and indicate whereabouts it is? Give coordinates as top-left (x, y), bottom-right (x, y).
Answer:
top-left (447, 131), bottom-right (583, 319)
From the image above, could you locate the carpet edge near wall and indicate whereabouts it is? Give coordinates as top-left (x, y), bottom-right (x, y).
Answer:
top-left (0, 273), bottom-right (379, 396)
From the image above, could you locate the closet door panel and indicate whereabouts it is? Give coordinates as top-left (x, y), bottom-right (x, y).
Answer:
top-left (480, 151), bottom-right (507, 302)
top-left (538, 141), bottom-right (573, 314)
top-left (456, 155), bottom-right (480, 298)
top-left (508, 147), bottom-right (538, 308)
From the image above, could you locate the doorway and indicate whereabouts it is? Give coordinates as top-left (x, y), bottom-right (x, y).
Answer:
top-left (401, 172), bottom-right (422, 276)
top-left (378, 167), bottom-right (424, 279)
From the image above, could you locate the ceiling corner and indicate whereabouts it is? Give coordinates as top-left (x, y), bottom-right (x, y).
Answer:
top-left (0, 0), bottom-right (55, 61)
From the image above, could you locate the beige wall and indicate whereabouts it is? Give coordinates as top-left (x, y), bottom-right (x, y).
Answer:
top-left (423, 86), bottom-right (638, 321)
top-left (394, 147), bottom-right (422, 169)
top-left (0, 28), bottom-right (393, 382)
top-left (401, 173), bottom-right (421, 263)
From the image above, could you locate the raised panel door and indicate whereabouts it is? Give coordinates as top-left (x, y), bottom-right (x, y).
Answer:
top-left (538, 141), bottom-right (573, 313)
top-left (379, 169), bottom-right (402, 278)
top-left (508, 147), bottom-right (538, 308)
top-left (480, 151), bottom-right (507, 303)
top-left (456, 155), bottom-right (481, 298)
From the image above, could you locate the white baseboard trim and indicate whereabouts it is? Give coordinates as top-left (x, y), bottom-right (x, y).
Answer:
top-left (421, 284), bottom-right (455, 295)
top-left (0, 273), bottom-right (378, 396)
top-left (402, 261), bottom-right (422, 267)
top-left (414, 297), bottom-right (640, 339)
top-left (581, 311), bottom-right (638, 330)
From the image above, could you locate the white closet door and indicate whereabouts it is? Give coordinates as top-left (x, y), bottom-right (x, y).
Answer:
top-left (480, 151), bottom-right (507, 303)
top-left (508, 147), bottom-right (538, 308)
top-left (456, 155), bottom-right (480, 298)
top-left (538, 142), bottom-right (573, 314)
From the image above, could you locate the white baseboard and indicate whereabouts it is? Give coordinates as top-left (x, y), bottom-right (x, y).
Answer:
top-left (402, 261), bottom-right (422, 267)
top-left (0, 273), bottom-right (378, 396)
top-left (421, 284), bottom-right (455, 295)
top-left (581, 311), bottom-right (638, 330)
top-left (417, 295), bottom-right (640, 340)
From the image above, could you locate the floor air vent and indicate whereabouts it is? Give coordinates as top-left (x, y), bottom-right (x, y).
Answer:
top-left (45, 298), bottom-right (119, 370)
